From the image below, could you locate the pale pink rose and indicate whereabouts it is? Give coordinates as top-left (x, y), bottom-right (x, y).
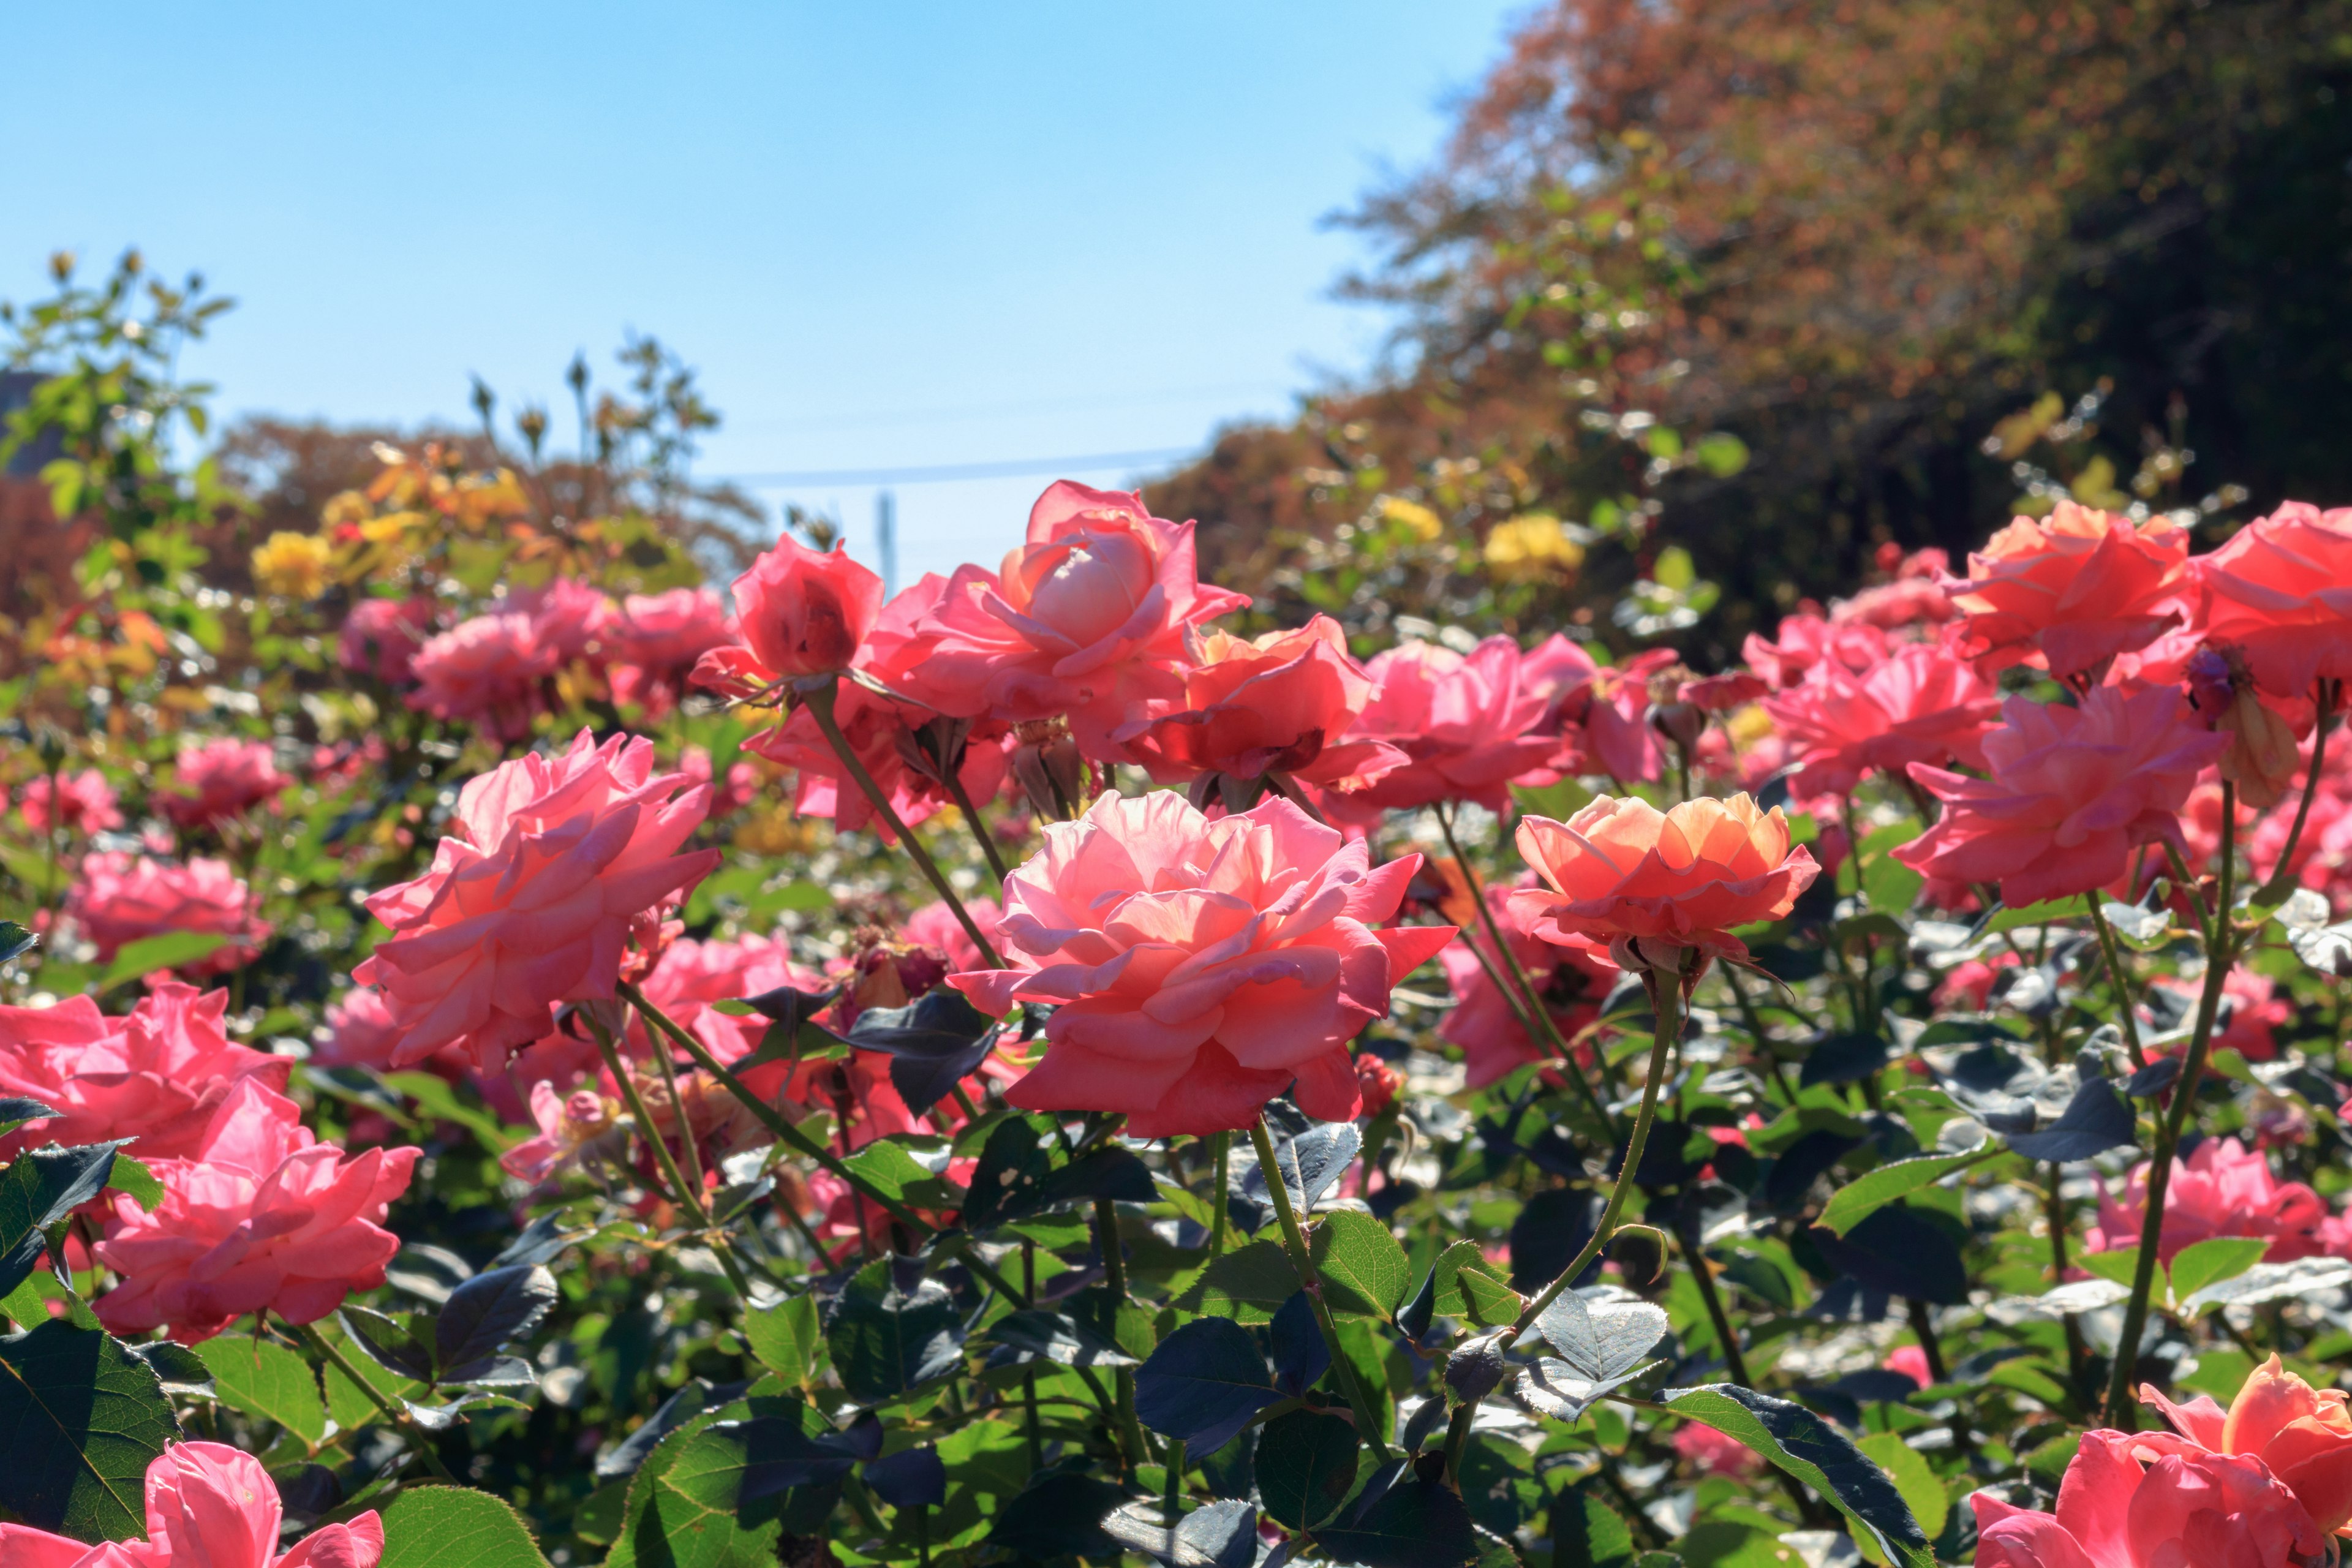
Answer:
top-left (1895, 685), bottom-right (2226, 907)
top-left (1972, 1429), bottom-right (2322, 1568)
top-left (2196, 501), bottom-right (2352, 698)
top-left (1944, 500), bottom-right (2189, 677)
top-left (693, 537), bottom-right (884, 697)
top-left (65, 853), bottom-right (271, 978)
top-left (95, 1079), bottom-right (419, 1342)
top-left (17, 769), bottom-right (123, 834)
top-left (337, 595), bottom-right (437, 687)
top-left (903, 897), bottom-right (1006, 976)
top-left (0, 1441), bottom-right (384, 1568)
top-left (1673, 1421), bottom-right (1763, 1478)
top-left (159, 739), bottom-right (291, 832)
top-left (2140, 1355), bottom-right (2352, 1535)
top-left (1437, 881), bottom-right (1616, 1089)
top-left (610, 587), bottom-right (736, 717)
top-left (1741, 612), bottom-right (1889, 689)
top-left (355, 729), bottom-right (720, 1076)
top-left (0, 982), bottom-right (286, 1161)
top-left (2086, 1136), bottom-right (2352, 1265)
top-left (407, 609), bottom-right (557, 741)
top-left (1760, 641), bottom-right (2002, 796)
top-left (951, 792), bottom-right (1455, 1137)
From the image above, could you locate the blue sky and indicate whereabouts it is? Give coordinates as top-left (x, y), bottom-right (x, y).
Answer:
top-left (2, 2), bottom-right (1523, 585)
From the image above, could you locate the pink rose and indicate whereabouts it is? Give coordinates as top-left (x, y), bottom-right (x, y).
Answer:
top-left (2196, 500), bottom-right (2352, 698)
top-left (159, 739), bottom-right (291, 832)
top-left (748, 679), bottom-right (1013, 845)
top-left (951, 792), bottom-right (1454, 1136)
top-left (678, 744), bottom-right (758, 818)
top-left (1517, 639), bottom-right (1678, 785)
top-left (610, 587), bottom-right (736, 717)
top-left (631, 931), bottom-right (827, 1076)
top-left (1742, 612), bottom-right (1889, 689)
top-left (2151, 967), bottom-right (2290, 1063)
top-left (2087, 1136), bottom-right (2352, 1265)
top-left (2141, 1355), bottom-right (2352, 1535)
top-left (0, 982), bottom-right (286, 1161)
top-left (0, 1441), bottom-right (383, 1568)
top-left (65, 853), bottom-right (271, 978)
top-left (1944, 500), bottom-right (2189, 677)
top-left (1831, 547), bottom-right (1954, 630)
top-left (1760, 641), bottom-right (2002, 796)
top-left (903, 897), bottom-right (1006, 976)
top-left (337, 595), bottom-right (437, 687)
top-left (407, 609), bottom-right (557, 741)
top-left (1883, 1345), bottom-right (1934, 1388)
top-left (500, 1078), bottom-right (620, 1185)
top-left (1324, 639), bottom-right (1562, 818)
top-left (1437, 881), bottom-right (1617, 1089)
top-left (355, 729), bottom-right (720, 1075)
top-left (1973, 1429), bottom-right (2322, 1568)
top-left (693, 537), bottom-right (883, 696)
top-left (512, 578), bottom-right (616, 668)
top-left (1673, 1421), bottom-right (1763, 1478)
top-left (95, 1079), bottom-right (419, 1341)
top-left (17, 769), bottom-right (123, 834)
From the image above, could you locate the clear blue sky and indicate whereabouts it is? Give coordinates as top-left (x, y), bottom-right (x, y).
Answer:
top-left (3, 2), bottom-right (1524, 586)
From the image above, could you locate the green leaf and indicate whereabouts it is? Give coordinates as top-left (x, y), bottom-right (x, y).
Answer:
top-left (195, 1335), bottom-right (326, 1450)
top-left (1432, 1240), bottom-right (1521, 1328)
top-left (1815, 1147), bottom-right (1991, 1237)
top-left (1175, 1240), bottom-right (1299, 1324)
top-left (0, 921), bottom-right (36, 965)
top-left (379, 1483), bottom-right (552, 1568)
top-left (318, 1324), bottom-right (429, 1429)
top-left (1978, 899), bottom-right (2081, 936)
top-left (383, 1073), bottom-right (518, 1152)
top-left (1310, 1212), bottom-right (1411, 1321)
top-left (1253, 1408), bottom-right (1359, 1531)
top-left (741, 1294), bottom-right (821, 1385)
top-left (1662, 1385), bottom-right (1931, 1568)
top-left (1653, 545), bottom-right (1696, 589)
top-left (2168, 1237), bottom-right (2269, 1305)
top-left (105, 1155), bottom-right (164, 1213)
top-left (0, 1141), bottom-right (123, 1299)
top-left (0, 1321), bottom-right (181, 1540)
top-left (1553, 1484), bottom-right (1637, 1568)
top-left (840, 1140), bottom-right (938, 1205)
top-left (1856, 1433), bottom-right (1948, 1540)
top-left (1313, 1478), bottom-right (1480, 1568)
top-left (2079, 1248), bottom-right (2144, 1289)
top-left (826, 1259), bottom-right (963, 1403)
top-left (1692, 432), bottom-right (1750, 478)
top-left (96, 932), bottom-right (230, 992)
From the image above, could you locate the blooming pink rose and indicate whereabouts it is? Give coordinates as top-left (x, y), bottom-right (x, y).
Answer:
top-left (1742, 612), bottom-right (1889, 689)
top-left (407, 609), bottom-right (558, 741)
top-left (2151, 967), bottom-right (2290, 1063)
top-left (1516, 639), bottom-right (1678, 785)
top-left (1678, 671), bottom-right (1771, 713)
top-left (1321, 639), bottom-right (1562, 820)
top-left (0, 1441), bottom-right (384, 1568)
top-left (1113, 616), bottom-right (1408, 795)
top-left (0, 982), bottom-right (286, 1161)
top-left (337, 595), bottom-right (437, 687)
top-left (1973, 1429), bottom-right (2323, 1568)
top-left (693, 537), bottom-right (884, 697)
top-left (883, 483), bottom-right (1250, 757)
top-left (610, 587), bottom-right (736, 717)
top-left (678, 744), bottom-right (759, 819)
top-left (355, 729), bottom-right (720, 1076)
top-left (2087, 1136), bottom-right (2352, 1265)
top-left (903, 897), bottom-right (1006, 975)
top-left (1437, 881), bottom-right (1617, 1089)
top-left (500, 1078), bottom-right (620, 1185)
top-left (511, 578), bottom-right (616, 668)
top-left (1760, 641), bottom-right (2002, 796)
top-left (1831, 547), bottom-right (1954, 629)
top-left (66, 853), bottom-right (271, 978)
top-left (1511, 794), bottom-right (1820, 975)
top-left (1673, 1421), bottom-right (1763, 1478)
top-left (95, 1079), bottom-right (418, 1341)
top-left (1944, 501), bottom-right (2189, 677)
top-left (950, 792), bottom-right (1454, 1136)
top-left (2141, 1356), bottom-right (2352, 1535)
top-left (1935, 951), bottom-right (2021, 1011)
top-left (159, 739), bottom-right (291, 832)
top-left (2196, 502), bottom-right (2352, 698)
top-left (17, 768), bottom-right (123, 834)
top-left (1895, 685), bottom-right (2227, 907)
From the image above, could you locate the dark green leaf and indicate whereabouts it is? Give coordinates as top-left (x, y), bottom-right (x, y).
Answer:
top-left (825, 1260), bottom-right (963, 1403)
top-left (1313, 1477), bottom-right (1479, 1568)
top-left (1552, 1484), bottom-right (1637, 1568)
top-left (0, 1141), bottom-right (123, 1299)
top-left (0, 1099), bottom-right (60, 1137)
top-left (1132, 1317), bottom-right (1278, 1453)
top-left (1253, 1408), bottom-right (1358, 1530)
top-left (2006, 1080), bottom-right (2138, 1163)
top-left (0, 1321), bottom-right (181, 1540)
top-left (1175, 1240), bottom-right (1298, 1323)
top-left (0, 922), bottom-right (37, 965)
top-left (1662, 1384), bottom-right (1932, 1568)
top-left (987, 1470), bottom-right (1128, 1558)
top-left (434, 1264), bottom-right (557, 1374)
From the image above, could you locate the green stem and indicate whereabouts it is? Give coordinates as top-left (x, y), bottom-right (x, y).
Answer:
top-left (2085, 895), bottom-right (2149, 1068)
top-left (2255, 680), bottom-right (2336, 905)
top-left (1207, 1131), bottom-right (1231, 1259)
top-left (941, 761), bottom-right (1011, 884)
top-left (1675, 1208), bottom-right (1751, 1387)
top-left (1250, 1117), bottom-right (1393, 1465)
top-left (1164, 1438), bottom-right (1187, 1522)
top-left (590, 1016), bottom-right (709, 1227)
top-left (283, 1317), bottom-right (458, 1483)
top-left (1095, 1195), bottom-right (1155, 1472)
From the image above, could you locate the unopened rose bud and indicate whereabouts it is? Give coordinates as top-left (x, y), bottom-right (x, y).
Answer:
top-left (1651, 700), bottom-right (1706, 752)
top-left (1012, 717), bottom-right (1089, 820)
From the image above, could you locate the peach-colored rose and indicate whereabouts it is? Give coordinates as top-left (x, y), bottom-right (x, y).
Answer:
top-left (1944, 500), bottom-right (2188, 677)
top-left (1760, 641), bottom-right (2001, 796)
top-left (16, 768), bottom-right (122, 834)
top-left (1973, 1430), bottom-right (2323, 1568)
top-left (1510, 794), bottom-right (1819, 976)
top-left (95, 1079), bottom-right (419, 1343)
top-left (0, 1441), bottom-right (384, 1568)
top-left (610, 587), bottom-right (736, 717)
top-left (65, 853), bottom-right (272, 978)
top-left (159, 738), bottom-right (291, 831)
top-left (2141, 1356), bottom-right (2352, 1534)
top-left (355, 729), bottom-right (720, 1075)
top-left (694, 536), bottom-right (885, 696)
top-left (1895, 685), bottom-right (2226, 907)
top-left (951, 792), bottom-right (1454, 1136)
top-left (2197, 501), bottom-right (2352, 698)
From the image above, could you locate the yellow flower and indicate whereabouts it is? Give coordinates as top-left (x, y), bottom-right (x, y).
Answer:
top-left (250, 532), bottom-right (332, 599)
top-left (1482, 513), bottom-right (1586, 581)
top-left (1725, 704), bottom-right (1775, 746)
top-left (1378, 496), bottom-right (1445, 542)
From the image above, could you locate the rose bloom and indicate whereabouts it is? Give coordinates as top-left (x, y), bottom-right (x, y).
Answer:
top-left (951, 791), bottom-right (1453, 1137)
top-left (903, 896), bottom-right (1008, 975)
top-left (2141, 1356), bottom-right (2352, 1535)
top-left (678, 743), bottom-right (760, 819)
top-left (511, 578), bottom-right (616, 668)
top-left (407, 608), bottom-right (559, 741)
top-left (337, 594), bottom-right (437, 686)
top-left (1943, 500), bottom-right (2189, 677)
top-left (1972, 1428), bottom-right (2324, 1568)
top-left (693, 535), bottom-right (885, 696)
top-left (1742, 612), bottom-right (1889, 689)
top-left (1112, 615), bottom-right (1408, 796)
top-left (609, 586), bottom-right (737, 717)
top-left (94, 1078), bottom-right (419, 1342)
top-left (1884, 1346), bottom-right (1934, 1389)
top-left (1831, 546), bottom-right (1954, 630)
top-left (1896, 685), bottom-right (2226, 907)
top-left (355, 729), bottom-right (720, 1076)
top-left (884, 482), bottom-right (1250, 758)
top-left (0, 1441), bottom-right (384, 1568)
top-left (2150, 967), bottom-right (2291, 1063)
top-left (1438, 881), bottom-right (1618, 1089)
top-left (0, 982), bottom-right (286, 1161)
top-left (2197, 500), bottom-right (2352, 698)
top-left (1517, 639), bottom-right (1679, 786)
top-left (1934, 950), bottom-right (2022, 1011)
top-left (16, 767), bottom-right (122, 834)
top-left (1673, 1421), bottom-right (1763, 1479)
top-left (160, 738), bottom-right (292, 832)
top-left (1317, 639), bottom-right (1563, 821)
top-left (66, 853), bottom-right (272, 978)
top-left (1761, 641), bottom-right (2001, 796)
top-left (1510, 794), bottom-right (1820, 976)
top-left (748, 679), bottom-right (1013, 845)
top-left (2086, 1136), bottom-right (2352, 1265)
top-left (500, 1078), bottom-right (622, 1185)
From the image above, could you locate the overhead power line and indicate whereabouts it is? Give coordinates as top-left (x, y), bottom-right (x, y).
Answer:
top-left (712, 445), bottom-right (1198, 489)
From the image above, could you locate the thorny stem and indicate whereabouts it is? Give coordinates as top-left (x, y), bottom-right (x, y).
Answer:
top-left (2085, 895), bottom-right (2150, 1068)
top-left (1250, 1115), bottom-right (1394, 1467)
top-left (283, 1316), bottom-right (459, 1483)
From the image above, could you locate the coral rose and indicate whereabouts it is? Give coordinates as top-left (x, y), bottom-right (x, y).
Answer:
top-left (1510, 794), bottom-right (1819, 977)
top-left (17, 768), bottom-right (123, 834)
top-left (2197, 501), bottom-right (2352, 698)
top-left (1437, 881), bottom-right (1618, 1089)
top-left (407, 608), bottom-right (558, 741)
top-left (950, 791), bottom-right (1454, 1136)
top-left (609, 586), bottom-right (736, 717)
top-left (693, 535), bottom-right (884, 696)
top-left (1973, 1430), bottom-right (2324, 1568)
top-left (1322, 639), bottom-right (1562, 820)
top-left (0, 1441), bottom-right (384, 1568)
top-left (1895, 685), bottom-right (2226, 907)
top-left (1944, 500), bottom-right (2189, 678)
top-left (1760, 641), bottom-right (2002, 796)
top-left (94, 1078), bottom-right (419, 1342)
top-left (2086, 1136), bottom-right (2352, 1265)
top-left (1112, 615), bottom-right (1407, 798)
top-left (1742, 612), bottom-right (1888, 690)
top-left (0, 982), bottom-right (287, 1161)
top-left (337, 595), bottom-right (437, 687)
top-left (2141, 1356), bottom-right (2352, 1534)
top-left (355, 729), bottom-right (720, 1075)
top-left (159, 738), bottom-right (291, 832)
top-left (65, 853), bottom-right (272, 978)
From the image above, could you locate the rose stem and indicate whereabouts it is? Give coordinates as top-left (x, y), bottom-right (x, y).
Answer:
top-left (1672, 1205), bottom-right (1752, 1387)
top-left (2046, 1161), bottom-right (2089, 1387)
top-left (1096, 1195), bottom-right (1156, 1473)
top-left (941, 762), bottom-right (1011, 884)
top-left (282, 1316), bottom-right (459, 1483)
top-left (2253, 678), bottom-right (2337, 905)
top-left (1207, 1131), bottom-right (1231, 1257)
top-left (2084, 895), bottom-right (2150, 1068)
top-left (588, 1012), bottom-right (758, 1300)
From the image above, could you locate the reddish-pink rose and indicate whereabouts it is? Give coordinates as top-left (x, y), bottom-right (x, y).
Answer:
top-left (2087, 1136), bottom-right (2352, 1265)
top-left (1323, 639), bottom-right (1562, 818)
top-left (1511, 794), bottom-right (1819, 975)
top-left (17, 768), bottom-right (123, 834)
top-left (1945, 501), bottom-right (2189, 677)
top-left (1516, 639), bottom-right (1678, 785)
top-left (95, 1079), bottom-right (419, 1341)
top-left (2197, 501), bottom-right (2352, 698)
top-left (66, 853), bottom-right (271, 979)
top-left (0, 982), bottom-right (287, 1161)
top-left (1437, 882), bottom-right (1617, 1089)
top-left (355, 729), bottom-right (720, 1075)
top-left (1113, 616), bottom-right (1407, 794)
top-left (1760, 641), bottom-right (2002, 796)
top-left (1895, 685), bottom-right (2226, 907)
top-left (159, 739), bottom-right (292, 831)
top-left (0, 1441), bottom-right (385, 1568)
top-left (1973, 1428), bottom-right (2323, 1568)
top-left (748, 680), bottom-right (1012, 845)
top-left (407, 608), bottom-right (558, 741)
top-left (2140, 1356), bottom-right (2352, 1535)
top-left (903, 897), bottom-right (1006, 975)
top-left (337, 595), bottom-right (437, 687)
top-left (1742, 612), bottom-right (1889, 689)
top-left (610, 587), bottom-right (736, 717)
top-left (693, 537), bottom-right (883, 696)
top-left (951, 792), bottom-right (1454, 1136)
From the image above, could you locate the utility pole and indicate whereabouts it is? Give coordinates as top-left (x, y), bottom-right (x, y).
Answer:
top-left (876, 489), bottom-right (898, 598)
